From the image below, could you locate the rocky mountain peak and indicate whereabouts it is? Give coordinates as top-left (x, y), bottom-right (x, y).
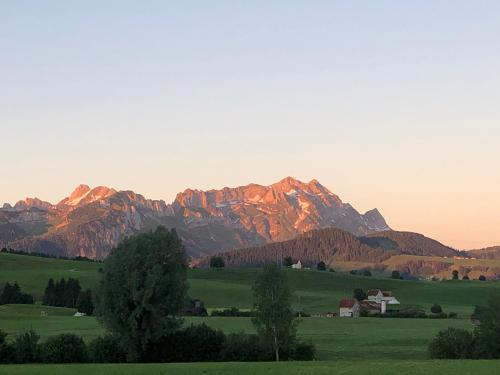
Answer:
top-left (59, 184), bottom-right (117, 206)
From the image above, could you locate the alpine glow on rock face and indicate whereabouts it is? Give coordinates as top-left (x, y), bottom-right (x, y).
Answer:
top-left (0, 177), bottom-right (388, 259)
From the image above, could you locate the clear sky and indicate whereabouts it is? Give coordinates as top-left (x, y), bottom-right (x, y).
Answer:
top-left (1, 1), bottom-right (499, 249)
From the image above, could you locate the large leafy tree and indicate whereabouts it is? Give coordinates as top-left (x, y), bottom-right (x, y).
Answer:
top-left (95, 226), bottom-right (188, 361)
top-left (252, 263), bottom-right (296, 362)
top-left (474, 296), bottom-right (500, 358)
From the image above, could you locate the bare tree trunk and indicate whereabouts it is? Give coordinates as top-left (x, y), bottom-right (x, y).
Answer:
top-left (274, 327), bottom-right (279, 362)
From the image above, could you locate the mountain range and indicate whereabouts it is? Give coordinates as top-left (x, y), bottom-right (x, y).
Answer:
top-left (0, 177), bottom-right (389, 259)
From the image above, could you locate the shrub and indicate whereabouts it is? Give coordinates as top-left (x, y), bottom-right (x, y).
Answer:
top-left (452, 270), bottom-right (459, 280)
top-left (431, 304), bottom-right (443, 314)
top-left (328, 268), bottom-right (335, 272)
top-left (210, 256), bottom-right (225, 268)
top-left (349, 270), bottom-right (357, 275)
top-left (40, 334), bottom-right (88, 363)
top-left (479, 275), bottom-right (487, 281)
top-left (13, 329), bottom-right (39, 363)
top-left (428, 328), bottom-right (476, 359)
top-left (462, 275), bottom-right (470, 280)
top-left (283, 257), bottom-right (293, 267)
top-left (291, 340), bottom-right (316, 360)
top-left (0, 282), bottom-right (34, 305)
top-left (146, 323), bottom-right (226, 362)
top-left (88, 335), bottom-right (127, 363)
top-left (211, 307), bottom-right (255, 317)
top-left (363, 270), bottom-right (372, 277)
top-left (317, 261), bottom-right (326, 271)
top-left (222, 333), bottom-right (264, 361)
top-left (448, 312), bottom-right (458, 319)
top-left (391, 270), bottom-right (401, 279)
top-left (0, 330), bottom-right (14, 364)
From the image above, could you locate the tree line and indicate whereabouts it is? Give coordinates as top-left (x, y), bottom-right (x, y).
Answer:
top-left (42, 278), bottom-right (94, 315)
top-left (0, 247), bottom-right (102, 263)
top-left (0, 282), bottom-right (33, 305)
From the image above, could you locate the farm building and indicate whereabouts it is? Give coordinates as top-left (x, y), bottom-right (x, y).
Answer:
top-left (339, 298), bottom-right (360, 318)
top-left (340, 290), bottom-right (400, 316)
top-left (367, 289), bottom-right (400, 305)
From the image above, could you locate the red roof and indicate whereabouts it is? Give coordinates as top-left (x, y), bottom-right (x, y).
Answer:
top-left (382, 291), bottom-right (392, 297)
top-left (367, 289), bottom-right (382, 296)
top-left (360, 300), bottom-right (381, 311)
top-left (339, 298), bottom-right (357, 308)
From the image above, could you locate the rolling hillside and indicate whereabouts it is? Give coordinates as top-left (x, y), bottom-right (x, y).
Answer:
top-left (1, 252), bottom-right (499, 316)
top-left (194, 228), bottom-right (500, 278)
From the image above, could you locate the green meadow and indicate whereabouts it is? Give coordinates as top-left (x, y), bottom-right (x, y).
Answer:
top-left (1, 252), bottom-right (500, 373)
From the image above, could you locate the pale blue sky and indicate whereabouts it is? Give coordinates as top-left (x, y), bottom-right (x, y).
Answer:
top-left (1, 1), bottom-right (500, 248)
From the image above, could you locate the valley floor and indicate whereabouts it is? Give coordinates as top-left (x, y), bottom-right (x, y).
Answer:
top-left (0, 304), bottom-right (473, 361)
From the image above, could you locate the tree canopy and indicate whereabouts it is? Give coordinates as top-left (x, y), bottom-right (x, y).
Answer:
top-left (95, 226), bottom-right (188, 361)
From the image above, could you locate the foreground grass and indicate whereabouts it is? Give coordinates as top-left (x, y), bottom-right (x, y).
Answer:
top-left (1, 361), bottom-right (500, 375)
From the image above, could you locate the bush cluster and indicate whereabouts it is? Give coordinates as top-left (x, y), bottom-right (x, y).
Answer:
top-left (0, 282), bottom-right (34, 305)
top-left (0, 325), bottom-right (315, 364)
top-left (429, 299), bottom-right (500, 359)
top-left (366, 308), bottom-right (457, 319)
top-left (210, 307), bottom-right (255, 317)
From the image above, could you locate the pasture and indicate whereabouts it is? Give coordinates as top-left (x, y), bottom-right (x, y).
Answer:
top-left (1, 252), bottom-right (500, 373)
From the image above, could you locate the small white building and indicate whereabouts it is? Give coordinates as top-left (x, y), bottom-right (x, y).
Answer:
top-left (291, 260), bottom-right (302, 269)
top-left (367, 289), bottom-right (400, 305)
top-left (339, 299), bottom-right (360, 317)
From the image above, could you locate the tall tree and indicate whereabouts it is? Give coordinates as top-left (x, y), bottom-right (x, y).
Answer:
top-left (42, 278), bottom-right (56, 306)
top-left (353, 288), bottom-right (367, 301)
top-left (95, 226), bottom-right (188, 361)
top-left (252, 263), bottom-right (296, 362)
top-left (76, 289), bottom-right (94, 315)
top-left (474, 296), bottom-right (500, 358)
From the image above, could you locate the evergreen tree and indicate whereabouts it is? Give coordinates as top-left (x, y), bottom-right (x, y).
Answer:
top-left (76, 290), bottom-right (94, 315)
top-left (353, 288), bottom-right (367, 301)
top-left (42, 278), bottom-right (56, 306)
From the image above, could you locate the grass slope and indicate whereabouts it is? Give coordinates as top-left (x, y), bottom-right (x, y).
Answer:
top-left (2, 252), bottom-right (500, 316)
top-left (1, 252), bottom-right (500, 368)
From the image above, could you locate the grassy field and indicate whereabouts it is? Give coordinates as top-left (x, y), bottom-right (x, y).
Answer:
top-left (1, 361), bottom-right (500, 375)
top-left (1, 252), bottom-right (500, 372)
top-left (2, 252), bottom-right (500, 316)
top-left (0, 304), bottom-right (472, 361)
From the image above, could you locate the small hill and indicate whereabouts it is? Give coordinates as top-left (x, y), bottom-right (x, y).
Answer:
top-left (194, 228), bottom-right (459, 269)
top-left (193, 229), bottom-right (500, 278)
top-left (364, 231), bottom-right (458, 258)
top-left (468, 246), bottom-right (500, 260)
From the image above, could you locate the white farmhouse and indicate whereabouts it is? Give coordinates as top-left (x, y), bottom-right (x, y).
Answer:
top-left (291, 260), bottom-right (302, 269)
top-left (367, 289), bottom-right (400, 305)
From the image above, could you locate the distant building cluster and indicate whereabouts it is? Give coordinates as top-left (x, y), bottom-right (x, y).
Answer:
top-left (338, 289), bottom-right (400, 318)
